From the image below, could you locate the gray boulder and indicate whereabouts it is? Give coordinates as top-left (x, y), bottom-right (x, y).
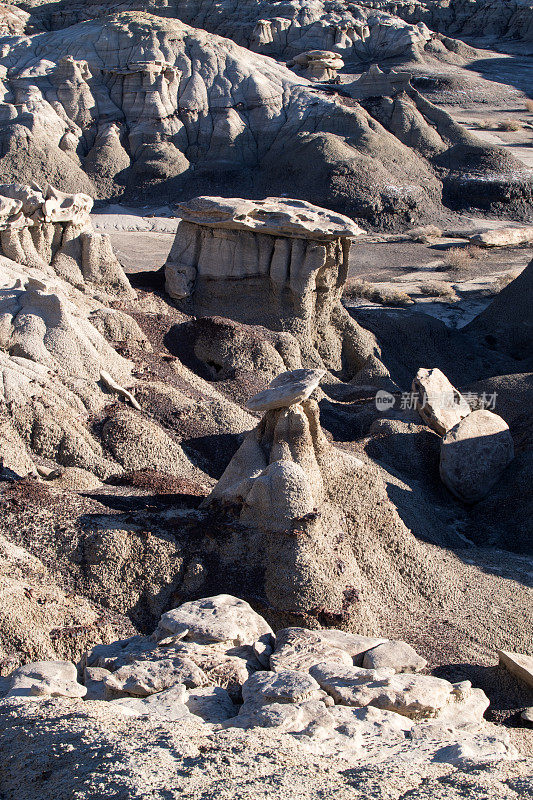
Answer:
top-left (440, 410), bottom-right (514, 502)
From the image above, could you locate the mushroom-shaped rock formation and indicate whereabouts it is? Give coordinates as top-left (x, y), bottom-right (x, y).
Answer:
top-left (288, 50), bottom-right (344, 81)
top-left (204, 386), bottom-right (450, 630)
top-left (0, 182), bottom-right (134, 301)
top-left (165, 196), bottom-right (392, 386)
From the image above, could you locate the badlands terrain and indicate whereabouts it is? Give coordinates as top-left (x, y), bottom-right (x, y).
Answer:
top-left (0, 0), bottom-right (532, 798)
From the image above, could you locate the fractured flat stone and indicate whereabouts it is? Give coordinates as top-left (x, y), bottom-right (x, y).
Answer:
top-left (175, 197), bottom-right (364, 241)
top-left (246, 369), bottom-right (325, 412)
top-left (498, 650), bottom-right (533, 690)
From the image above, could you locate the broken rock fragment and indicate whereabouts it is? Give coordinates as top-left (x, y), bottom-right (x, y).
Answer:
top-left (498, 650), bottom-right (533, 690)
top-left (412, 367), bottom-right (471, 435)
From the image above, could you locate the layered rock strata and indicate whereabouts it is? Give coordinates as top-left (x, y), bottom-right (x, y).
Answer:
top-left (165, 197), bottom-right (391, 384)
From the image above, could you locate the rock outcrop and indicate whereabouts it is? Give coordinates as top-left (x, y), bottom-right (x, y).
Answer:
top-left (0, 593), bottom-right (519, 781)
top-left (0, 182), bottom-right (133, 301)
top-left (165, 197), bottom-right (392, 385)
top-left (22, 0), bottom-right (436, 63)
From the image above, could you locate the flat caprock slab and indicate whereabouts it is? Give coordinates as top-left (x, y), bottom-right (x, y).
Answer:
top-left (498, 650), bottom-right (533, 690)
top-left (174, 196), bottom-right (364, 240)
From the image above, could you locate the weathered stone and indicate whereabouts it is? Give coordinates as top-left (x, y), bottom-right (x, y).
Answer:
top-left (242, 670), bottom-right (323, 705)
top-left (158, 595), bottom-right (273, 646)
top-left (175, 197), bottom-right (363, 241)
top-left (103, 656), bottom-right (208, 696)
top-left (234, 698), bottom-right (334, 732)
top-left (310, 663), bottom-right (456, 718)
top-left (270, 628), bottom-right (356, 673)
top-left (412, 368), bottom-right (471, 435)
top-left (85, 636), bottom-right (156, 671)
top-left (309, 661), bottom-right (396, 702)
top-left (469, 227), bottom-right (533, 248)
top-left (498, 650), bottom-right (533, 690)
top-left (362, 641), bottom-right (427, 673)
top-left (165, 196), bottom-right (389, 385)
top-left (440, 410), bottom-right (515, 502)
top-left (246, 369), bottom-right (325, 412)
top-left (314, 630), bottom-right (388, 667)
top-left (6, 661), bottom-right (87, 699)
top-left (110, 685), bottom-right (194, 721)
top-left (521, 707), bottom-right (533, 725)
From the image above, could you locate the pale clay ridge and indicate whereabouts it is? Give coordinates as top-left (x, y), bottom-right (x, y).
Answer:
top-left (19, 0), bottom-right (435, 62)
top-left (0, 594), bottom-right (519, 771)
top-left (0, 183), bottom-right (246, 484)
top-left (0, 11), bottom-right (528, 224)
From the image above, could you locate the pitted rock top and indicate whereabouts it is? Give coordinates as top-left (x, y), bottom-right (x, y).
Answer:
top-left (158, 594), bottom-right (273, 646)
top-left (175, 197), bottom-right (364, 240)
top-left (246, 368), bottom-right (325, 412)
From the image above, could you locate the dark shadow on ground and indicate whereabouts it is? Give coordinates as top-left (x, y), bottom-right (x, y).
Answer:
top-left (465, 57), bottom-right (533, 96)
top-left (433, 663), bottom-right (533, 725)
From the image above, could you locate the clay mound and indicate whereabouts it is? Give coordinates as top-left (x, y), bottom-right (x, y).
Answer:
top-left (206, 394), bottom-right (453, 631)
top-left (0, 529), bottom-right (134, 675)
top-left (465, 258), bottom-right (533, 365)
top-left (0, 12), bottom-right (527, 223)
